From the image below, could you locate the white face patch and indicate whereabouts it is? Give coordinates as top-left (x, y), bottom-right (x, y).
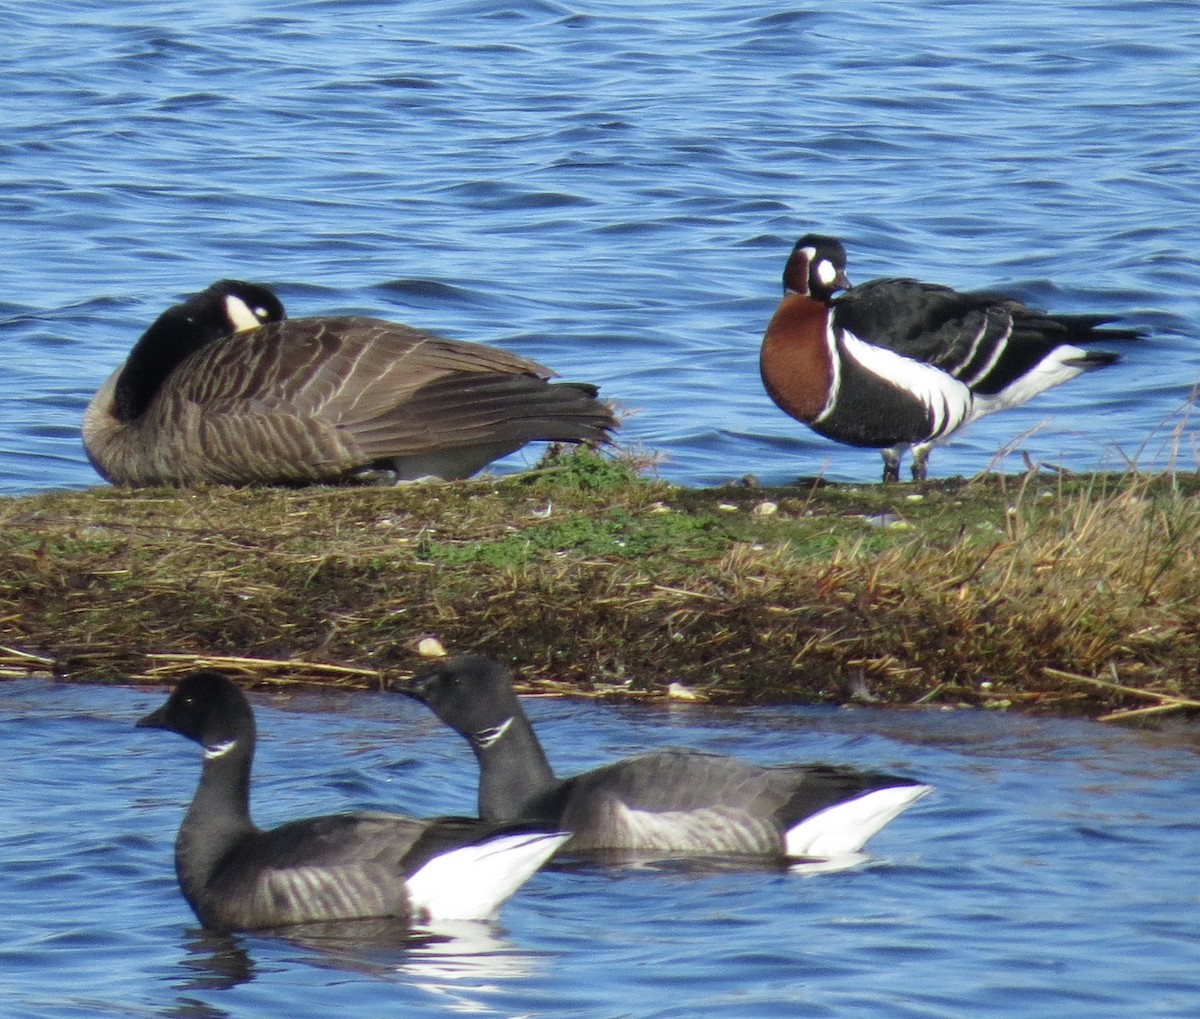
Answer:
top-left (471, 717), bottom-right (514, 750)
top-left (816, 259), bottom-right (840, 288)
top-left (223, 295), bottom-right (263, 332)
top-left (203, 739), bottom-right (237, 759)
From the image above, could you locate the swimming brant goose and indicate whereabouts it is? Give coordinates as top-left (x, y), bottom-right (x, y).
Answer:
top-left (84, 279), bottom-right (617, 486)
top-left (760, 234), bottom-right (1140, 482)
top-left (400, 655), bottom-right (930, 861)
top-left (136, 670), bottom-right (567, 932)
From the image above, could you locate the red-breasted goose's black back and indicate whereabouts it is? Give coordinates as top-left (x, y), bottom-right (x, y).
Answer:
top-left (832, 277), bottom-right (1133, 395)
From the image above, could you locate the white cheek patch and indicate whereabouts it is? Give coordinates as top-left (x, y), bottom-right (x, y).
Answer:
top-left (223, 295), bottom-right (262, 332)
top-left (204, 739), bottom-right (237, 759)
top-left (816, 259), bottom-right (839, 287)
top-left (471, 717), bottom-right (514, 750)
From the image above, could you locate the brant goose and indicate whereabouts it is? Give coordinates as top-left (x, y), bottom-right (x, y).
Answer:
top-left (137, 670), bottom-right (567, 932)
top-left (760, 234), bottom-right (1139, 482)
top-left (400, 655), bottom-right (930, 861)
top-left (84, 279), bottom-right (617, 486)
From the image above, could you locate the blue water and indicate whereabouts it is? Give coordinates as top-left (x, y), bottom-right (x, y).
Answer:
top-left (4, 4), bottom-right (1200, 1013)
top-left (1, 678), bottom-right (1198, 1018)
top-left (2, 0), bottom-right (1198, 494)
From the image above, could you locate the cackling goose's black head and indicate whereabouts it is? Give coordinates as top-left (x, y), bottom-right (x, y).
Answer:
top-left (113, 279), bottom-right (286, 422)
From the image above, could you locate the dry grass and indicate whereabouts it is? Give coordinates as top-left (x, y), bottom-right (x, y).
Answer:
top-left (2, 449), bottom-right (1198, 720)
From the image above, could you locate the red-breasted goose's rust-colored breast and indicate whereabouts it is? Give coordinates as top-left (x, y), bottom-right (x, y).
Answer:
top-left (759, 293), bottom-right (834, 425)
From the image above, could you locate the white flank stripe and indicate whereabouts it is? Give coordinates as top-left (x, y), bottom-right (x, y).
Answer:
top-left (785, 784), bottom-right (932, 858)
top-left (959, 316), bottom-right (1012, 387)
top-left (406, 832), bottom-right (569, 921)
top-left (974, 344), bottom-right (1092, 415)
top-left (817, 321), bottom-right (842, 419)
top-left (825, 328), bottom-right (973, 440)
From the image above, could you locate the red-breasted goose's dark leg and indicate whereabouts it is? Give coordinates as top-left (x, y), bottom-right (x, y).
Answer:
top-left (910, 445), bottom-right (931, 482)
top-left (881, 447), bottom-right (903, 483)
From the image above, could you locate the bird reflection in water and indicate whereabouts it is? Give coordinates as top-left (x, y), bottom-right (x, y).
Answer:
top-left (170, 918), bottom-right (545, 1005)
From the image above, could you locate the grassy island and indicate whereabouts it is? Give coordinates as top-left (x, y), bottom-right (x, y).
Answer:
top-left (2, 449), bottom-right (1197, 723)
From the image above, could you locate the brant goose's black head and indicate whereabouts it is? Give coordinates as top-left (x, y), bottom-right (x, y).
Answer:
top-left (137, 669), bottom-right (255, 758)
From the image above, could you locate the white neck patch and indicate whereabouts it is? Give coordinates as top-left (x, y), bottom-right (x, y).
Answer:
top-left (471, 717), bottom-right (514, 750)
top-left (204, 739), bottom-right (237, 760)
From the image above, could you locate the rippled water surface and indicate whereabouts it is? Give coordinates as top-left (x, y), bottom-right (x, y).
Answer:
top-left (2, 0), bottom-right (1198, 492)
top-left (2, 679), bottom-right (1198, 1018)
top-left (4, 6), bottom-right (1200, 1012)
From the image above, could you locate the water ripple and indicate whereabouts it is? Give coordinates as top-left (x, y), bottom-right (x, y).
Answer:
top-left (4, 681), bottom-right (1200, 1016)
top-left (3, 0), bottom-right (1197, 492)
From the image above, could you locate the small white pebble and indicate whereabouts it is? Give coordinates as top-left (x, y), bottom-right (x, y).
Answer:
top-left (751, 501), bottom-right (778, 516)
top-left (416, 637), bottom-right (447, 658)
top-left (649, 501), bottom-right (671, 514)
top-left (905, 493), bottom-right (924, 502)
top-left (717, 502), bottom-right (738, 512)
top-left (668, 681), bottom-right (702, 701)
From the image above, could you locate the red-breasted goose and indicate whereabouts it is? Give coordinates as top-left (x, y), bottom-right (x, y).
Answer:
top-left (760, 234), bottom-right (1139, 482)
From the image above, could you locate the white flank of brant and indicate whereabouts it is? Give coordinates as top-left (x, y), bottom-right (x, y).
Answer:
top-left (601, 801), bottom-right (781, 855)
top-left (785, 783), bottom-right (932, 858)
top-left (404, 831), bottom-right (569, 922)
